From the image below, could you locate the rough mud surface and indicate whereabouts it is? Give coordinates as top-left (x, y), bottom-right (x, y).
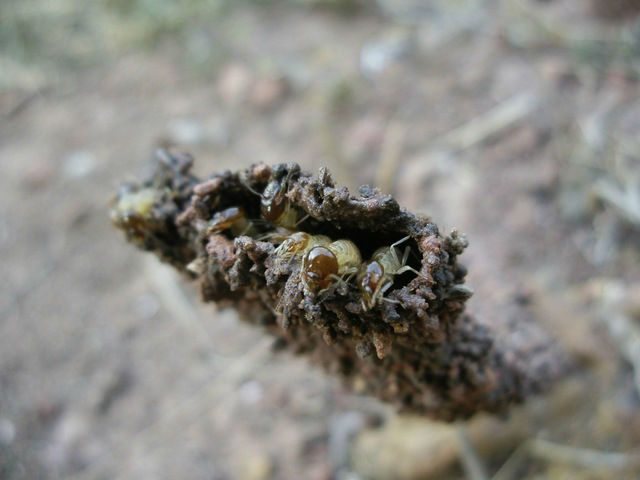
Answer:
top-left (112, 152), bottom-right (567, 420)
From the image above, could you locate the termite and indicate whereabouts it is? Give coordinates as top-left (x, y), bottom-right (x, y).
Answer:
top-left (357, 236), bottom-right (423, 311)
top-left (302, 239), bottom-right (362, 294)
top-left (206, 206), bottom-right (257, 237)
top-left (271, 232), bottom-right (332, 319)
top-left (274, 231), bottom-right (331, 261)
top-left (246, 170), bottom-right (309, 231)
top-left (110, 187), bottom-right (160, 243)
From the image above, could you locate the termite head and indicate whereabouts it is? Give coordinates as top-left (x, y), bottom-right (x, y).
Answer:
top-left (303, 246), bottom-right (338, 292)
top-left (276, 232), bottom-right (311, 257)
top-left (274, 232), bottom-right (331, 260)
top-left (257, 170), bottom-right (304, 230)
top-left (261, 178), bottom-right (288, 223)
top-left (207, 206), bottom-right (248, 236)
top-left (302, 239), bottom-right (361, 294)
top-left (358, 260), bottom-right (385, 310)
top-left (357, 237), bottom-right (422, 310)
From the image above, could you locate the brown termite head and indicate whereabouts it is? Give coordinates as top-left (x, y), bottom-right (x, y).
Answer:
top-left (358, 236), bottom-right (422, 310)
top-left (260, 176), bottom-right (289, 222)
top-left (302, 239), bottom-right (361, 294)
top-left (358, 259), bottom-right (385, 309)
top-left (246, 169), bottom-right (307, 230)
top-left (207, 206), bottom-right (255, 237)
top-left (303, 246), bottom-right (338, 292)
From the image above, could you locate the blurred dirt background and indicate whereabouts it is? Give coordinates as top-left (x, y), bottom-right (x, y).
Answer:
top-left (1, 0), bottom-right (640, 479)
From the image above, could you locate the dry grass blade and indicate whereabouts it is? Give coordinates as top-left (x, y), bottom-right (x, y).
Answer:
top-left (437, 93), bottom-right (537, 151)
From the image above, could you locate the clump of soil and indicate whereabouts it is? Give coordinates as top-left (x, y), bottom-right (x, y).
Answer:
top-left (112, 149), bottom-right (568, 420)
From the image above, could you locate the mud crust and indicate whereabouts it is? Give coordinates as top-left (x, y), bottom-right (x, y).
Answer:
top-left (112, 150), bottom-right (568, 420)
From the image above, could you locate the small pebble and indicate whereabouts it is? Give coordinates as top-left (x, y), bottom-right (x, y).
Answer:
top-left (22, 161), bottom-right (54, 189)
top-left (0, 418), bottom-right (16, 446)
top-left (167, 118), bottom-right (207, 146)
top-left (250, 76), bottom-right (289, 110)
top-left (134, 293), bottom-right (159, 320)
top-left (217, 63), bottom-right (252, 104)
top-left (343, 117), bottom-right (384, 161)
top-left (62, 150), bottom-right (97, 179)
top-left (42, 413), bottom-right (88, 469)
top-left (0, 217), bottom-right (10, 248)
top-left (238, 380), bottom-right (264, 406)
top-left (240, 453), bottom-right (274, 480)
top-left (360, 31), bottom-right (412, 79)
top-left (328, 411), bottom-right (366, 475)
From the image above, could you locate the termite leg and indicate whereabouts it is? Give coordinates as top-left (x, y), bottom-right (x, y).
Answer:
top-left (366, 279), bottom-right (392, 311)
top-left (381, 297), bottom-right (401, 305)
top-left (317, 273), bottom-right (353, 303)
top-left (389, 236), bottom-right (411, 264)
top-left (401, 246), bottom-right (410, 265)
top-left (395, 265), bottom-right (427, 280)
top-left (379, 283), bottom-right (401, 305)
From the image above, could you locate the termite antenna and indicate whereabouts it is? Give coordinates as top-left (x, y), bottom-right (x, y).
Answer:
top-left (242, 180), bottom-right (263, 198)
top-left (294, 213), bottom-right (310, 227)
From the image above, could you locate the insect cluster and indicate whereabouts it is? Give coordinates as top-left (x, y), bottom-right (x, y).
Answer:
top-left (200, 168), bottom-right (424, 311)
top-left (112, 151), bottom-right (568, 421)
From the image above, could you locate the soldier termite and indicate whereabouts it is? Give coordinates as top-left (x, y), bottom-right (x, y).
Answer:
top-left (357, 236), bottom-right (424, 311)
top-left (270, 232), bottom-right (333, 323)
top-left (302, 239), bottom-right (362, 295)
top-left (245, 169), bottom-right (309, 231)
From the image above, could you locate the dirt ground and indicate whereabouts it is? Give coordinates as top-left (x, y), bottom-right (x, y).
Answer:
top-left (1, 1), bottom-right (640, 479)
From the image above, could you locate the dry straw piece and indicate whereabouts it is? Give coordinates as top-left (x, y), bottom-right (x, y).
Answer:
top-left (111, 150), bottom-right (567, 421)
